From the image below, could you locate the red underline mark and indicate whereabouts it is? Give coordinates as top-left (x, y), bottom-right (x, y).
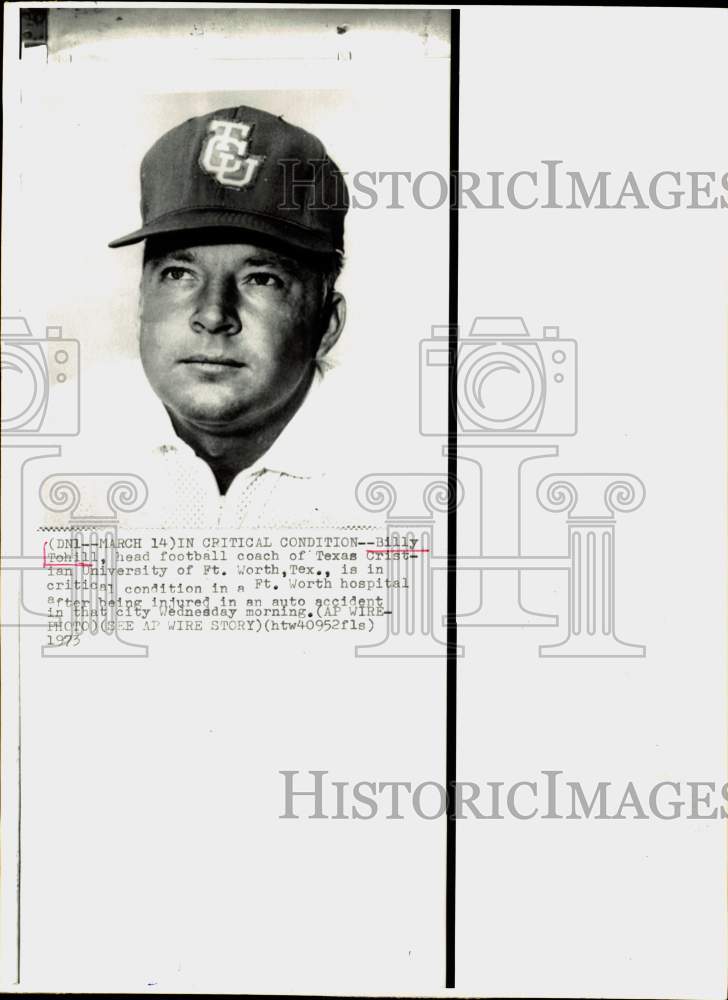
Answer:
top-left (365, 548), bottom-right (430, 554)
top-left (42, 540), bottom-right (93, 569)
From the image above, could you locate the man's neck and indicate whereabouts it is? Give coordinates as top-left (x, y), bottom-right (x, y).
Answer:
top-left (167, 375), bottom-right (313, 495)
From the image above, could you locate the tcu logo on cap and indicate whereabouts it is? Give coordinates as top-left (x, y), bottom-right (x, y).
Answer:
top-left (199, 119), bottom-right (265, 189)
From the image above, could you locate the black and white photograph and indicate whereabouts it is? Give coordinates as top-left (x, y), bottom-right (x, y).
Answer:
top-left (9, 6), bottom-right (451, 528)
top-left (2, 5), bottom-right (728, 998)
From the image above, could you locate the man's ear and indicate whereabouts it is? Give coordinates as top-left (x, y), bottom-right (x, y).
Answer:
top-left (315, 291), bottom-right (346, 362)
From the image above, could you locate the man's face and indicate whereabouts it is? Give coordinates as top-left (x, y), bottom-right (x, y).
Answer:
top-left (139, 238), bottom-right (342, 432)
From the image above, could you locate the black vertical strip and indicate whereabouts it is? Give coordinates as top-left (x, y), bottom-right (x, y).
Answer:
top-left (19, 9), bottom-right (48, 56)
top-left (16, 607), bottom-right (23, 984)
top-left (445, 7), bottom-right (460, 991)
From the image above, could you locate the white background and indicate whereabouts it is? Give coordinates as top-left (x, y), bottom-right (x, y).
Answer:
top-left (457, 7), bottom-right (728, 998)
top-left (2, 4), bottom-right (728, 998)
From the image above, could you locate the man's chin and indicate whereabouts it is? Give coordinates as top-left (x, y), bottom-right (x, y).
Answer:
top-left (177, 404), bottom-right (254, 432)
top-left (164, 389), bottom-right (256, 433)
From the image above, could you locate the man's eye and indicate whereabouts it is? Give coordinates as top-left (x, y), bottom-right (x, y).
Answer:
top-left (160, 266), bottom-right (196, 282)
top-left (242, 272), bottom-right (283, 289)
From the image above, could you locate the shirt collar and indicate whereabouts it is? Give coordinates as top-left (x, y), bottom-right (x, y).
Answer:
top-left (136, 362), bottom-right (328, 479)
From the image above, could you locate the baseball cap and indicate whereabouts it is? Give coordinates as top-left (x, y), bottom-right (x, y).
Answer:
top-left (109, 105), bottom-right (348, 256)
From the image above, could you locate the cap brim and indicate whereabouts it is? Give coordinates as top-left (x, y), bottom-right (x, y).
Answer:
top-left (108, 209), bottom-right (337, 255)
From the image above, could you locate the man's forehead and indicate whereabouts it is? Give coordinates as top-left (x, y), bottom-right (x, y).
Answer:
top-left (145, 238), bottom-right (303, 269)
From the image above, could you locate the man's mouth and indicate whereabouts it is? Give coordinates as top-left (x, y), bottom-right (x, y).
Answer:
top-left (180, 355), bottom-right (244, 368)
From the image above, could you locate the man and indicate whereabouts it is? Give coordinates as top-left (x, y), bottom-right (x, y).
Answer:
top-left (100, 104), bottom-right (355, 527)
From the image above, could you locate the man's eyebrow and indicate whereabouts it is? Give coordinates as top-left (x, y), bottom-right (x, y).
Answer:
top-left (149, 249), bottom-right (197, 265)
top-left (242, 253), bottom-right (301, 273)
top-left (146, 249), bottom-right (303, 273)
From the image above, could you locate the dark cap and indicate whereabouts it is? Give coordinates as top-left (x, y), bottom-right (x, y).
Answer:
top-left (109, 105), bottom-right (348, 256)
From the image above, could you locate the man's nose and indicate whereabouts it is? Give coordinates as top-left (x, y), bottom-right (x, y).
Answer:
top-left (190, 277), bottom-right (242, 336)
